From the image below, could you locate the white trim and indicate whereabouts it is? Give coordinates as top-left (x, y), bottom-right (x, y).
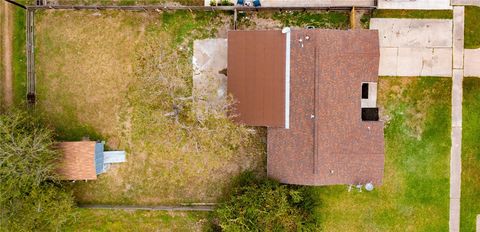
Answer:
top-left (282, 27), bottom-right (291, 129)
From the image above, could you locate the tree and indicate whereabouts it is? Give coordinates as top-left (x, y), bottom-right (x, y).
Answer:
top-left (0, 110), bottom-right (74, 231)
top-left (212, 172), bottom-right (318, 232)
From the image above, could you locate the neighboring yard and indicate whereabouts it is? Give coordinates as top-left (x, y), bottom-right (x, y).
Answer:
top-left (372, 9), bottom-right (453, 19)
top-left (64, 208), bottom-right (207, 231)
top-left (461, 77), bottom-right (480, 232)
top-left (12, 7), bottom-right (26, 105)
top-left (465, 6), bottom-right (480, 49)
top-left (313, 77), bottom-right (451, 231)
top-left (35, 10), bottom-right (265, 205)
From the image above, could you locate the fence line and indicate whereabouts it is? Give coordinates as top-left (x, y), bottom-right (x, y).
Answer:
top-left (21, 3), bottom-right (375, 105)
top-left (26, 9), bottom-right (35, 105)
top-left (27, 5), bottom-right (375, 11)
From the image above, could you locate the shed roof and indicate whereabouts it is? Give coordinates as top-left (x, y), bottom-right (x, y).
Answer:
top-left (57, 141), bottom-right (97, 180)
top-left (227, 30), bottom-right (286, 127)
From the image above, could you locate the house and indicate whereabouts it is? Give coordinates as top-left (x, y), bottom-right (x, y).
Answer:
top-left (56, 141), bottom-right (126, 181)
top-left (227, 28), bottom-right (385, 186)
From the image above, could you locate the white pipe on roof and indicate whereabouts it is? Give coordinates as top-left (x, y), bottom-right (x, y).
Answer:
top-left (282, 27), bottom-right (291, 129)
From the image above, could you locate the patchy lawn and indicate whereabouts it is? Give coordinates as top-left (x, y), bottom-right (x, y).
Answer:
top-left (465, 6), bottom-right (480, 49)
top-left (12, 7), bottom-right (26, 105)
top-left (235, 10), bottom-right (350, 30)
top-left (372, 9), bottom-right (453, 19)
top-left (64, 208), bottom-right (208, 231)
top-left (312, 77), bottom-right (451, 231)
top-left (461, 77), bottom-right (480, 232)
top-left (35, 10), bottom-right (265, 205)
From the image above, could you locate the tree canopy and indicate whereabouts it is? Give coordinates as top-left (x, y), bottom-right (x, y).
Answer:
top-left (212, 172), bottom-right (318, 232)
top-left (0, 110), bottom-right (73, 231)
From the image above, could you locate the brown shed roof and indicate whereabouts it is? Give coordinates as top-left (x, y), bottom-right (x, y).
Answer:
top-left (227, 30), bottom-right (286, 127)
top-left (267, 29), bottom-right (384, 186)
top-left (57, 141), bottom-right (97, 180)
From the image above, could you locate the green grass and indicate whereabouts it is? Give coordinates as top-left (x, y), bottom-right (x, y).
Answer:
top-left (12, 8), bottom-right (26, 105)
top-left (372, 9), bottom-right (453, 19)
top-left (271, 11), bottom-right (350, 29)
top-left (465, 6), bottom-right (480, 49)
top-left (63, 208), bottom-right (208, 231)
top-left (312, 77), bottom-right (451, 231)
top-left (461, 77), bottom-right (480, 232)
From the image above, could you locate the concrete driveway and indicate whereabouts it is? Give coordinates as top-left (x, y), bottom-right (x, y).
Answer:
top-left (464, 49), bottom-right (480, 77)
top-left (378, 0), bottom-right (452, 9)
top-left (370, 18), bottom-right (453, 77)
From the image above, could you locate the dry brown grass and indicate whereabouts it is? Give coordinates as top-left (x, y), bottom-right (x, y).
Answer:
top-left (35, 10), bottom-right (265, 205)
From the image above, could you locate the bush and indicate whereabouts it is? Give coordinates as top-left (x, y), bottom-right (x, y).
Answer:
top-left (211, 172), bottom-right (318, 231)
top-left (0, 110), bottom-right (74, 231)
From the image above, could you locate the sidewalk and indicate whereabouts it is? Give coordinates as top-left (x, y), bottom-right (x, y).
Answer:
top-left (449, 6), bottom-right (464, 232)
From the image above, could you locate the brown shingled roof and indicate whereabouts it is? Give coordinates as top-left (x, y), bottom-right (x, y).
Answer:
top-left (227, 30), bottom-right (286, 127)
top-left (228, 29), bottom-right (385, 186)
top-left (57, 141), bottom-right (97, 180)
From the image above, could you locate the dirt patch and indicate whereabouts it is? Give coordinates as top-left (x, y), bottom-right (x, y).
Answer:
top-left (2, 1), bottom-right (13, 107)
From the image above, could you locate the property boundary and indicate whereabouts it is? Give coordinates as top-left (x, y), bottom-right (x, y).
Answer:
top-left (6, 1), bottom-right (377, 105)
top-left (79, 204), bottom-right (215, 211)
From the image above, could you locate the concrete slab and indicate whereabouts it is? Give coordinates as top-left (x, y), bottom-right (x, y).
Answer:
top-left (432, 48), bottom-right (453, 77)
top-left (477, 215), bottom-right (480, 232)
top-left (465, 49), bottom-right (480, 77)
top-left (370, 18), bottom-right (453, 48)
top-left (192, 39), bottom-right (228, 119)
top-left (452, 70), bottom-right (463, 128)
top-left (452, 0), bottom-right (480, 6)
top-left (453, 7), bottom-right (465, 69)
top-left (379, 48), bottom-right (398, 76)
top-left (379, 47), bottom-right (452, 76)
top-left (378, 0), bottom-right (452, 9)
top-left (450, 198), bottom-right (461, 232)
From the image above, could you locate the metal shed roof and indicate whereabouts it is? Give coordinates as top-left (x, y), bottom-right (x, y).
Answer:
top-left (227, 30), bottom-right (287, 127)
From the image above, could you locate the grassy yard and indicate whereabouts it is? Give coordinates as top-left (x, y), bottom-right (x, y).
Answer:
top-left (35, 10), bottom-right (265, 205)
top-left (64, 208), bottom-right (208, 231)
top-left (461, 77), bottom-right (480, 232)
top-left (313, 77), bottom-right (451, 231)
top-left (465, 6), bottom-right (480, 49)
top-left (372, 9), bottom-right (453, 19)
top-left (12, 7), bottom-right (26, 105)
top-left (235, 10), bottom-right (350, 30)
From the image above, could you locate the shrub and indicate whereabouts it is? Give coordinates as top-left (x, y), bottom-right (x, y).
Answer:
top-left (211, 172), bottom-right (318, 231)
top-left (0, 109), bottom-right (74, 231)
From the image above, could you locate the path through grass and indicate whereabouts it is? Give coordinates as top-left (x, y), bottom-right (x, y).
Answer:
top-left (312, 77), bottom-right (451, 231)
top-left (461, 77), bottom-right (480, 232)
